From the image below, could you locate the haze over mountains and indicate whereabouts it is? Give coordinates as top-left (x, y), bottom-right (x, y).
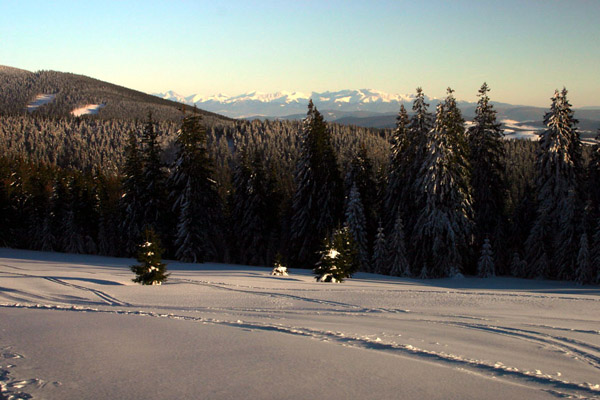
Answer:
top-left (155, 88), bottom-right (600, 136)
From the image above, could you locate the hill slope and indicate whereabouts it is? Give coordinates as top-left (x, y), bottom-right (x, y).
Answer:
top-left (0, 65), bottom-right (231, 123)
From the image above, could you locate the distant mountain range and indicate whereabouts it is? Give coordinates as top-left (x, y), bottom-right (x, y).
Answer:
top-left (154, 89), bottom-right (600, 136)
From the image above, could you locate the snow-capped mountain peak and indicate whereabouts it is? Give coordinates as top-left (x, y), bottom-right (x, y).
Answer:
top-left (153, 89), bottom-right (424, 118)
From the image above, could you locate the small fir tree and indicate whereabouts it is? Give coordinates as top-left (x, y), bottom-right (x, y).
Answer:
top-left (371, 221), bottom-right (388, 275)
top-left (575, 233), bottom-right (592, 285)
top-left (345, 182), bottom-right (369, 271)
top-left (388, 214), bottom-right (410, 277)
top-left (314, 226), bottom-right (358, 282)
top-left (510, 252), bottom-right (527, 278)
top-left (477, 238), bottom-right (495, 278)
top-left (131, 228), bottom-right (169, 285)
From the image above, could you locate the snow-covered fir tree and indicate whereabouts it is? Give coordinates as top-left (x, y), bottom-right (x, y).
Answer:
top-left (345, 143), bottom-right (378, 254)
top-left (385, 89), bottom-right (434, 236)
top-left (477, 238), bottom-right (495, 278)
top-left (575, 233), bottom-right (592, 284)
top-left (345, 182), bottom-right (369, 271)
top-left (384, 103), bottom-right (410, 229)
top-left (526, 89), bottom-right (582, 279)
top-left (412, 89), bottom-right (473, 278)
top-left (468, 83), bottom-right (506, 272)
top-left (290, 100), bottom-right (343, 268)
top-left (170, 114), bottom-right (223, 263)
top-left (388, 214), bottom-right (410, 277)
top-left (131, 228), bottom-right (169, 285)
top-left (371, 221), bottom-right (388, 275)
top-left (313, 226), bottom-right (358, 283)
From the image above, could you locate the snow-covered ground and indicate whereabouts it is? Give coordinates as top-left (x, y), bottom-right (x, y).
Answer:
top-left (70, 104), bottom-right (105, 117)
top-left (1, 248), bottom-right (599, 399)
top-left (501, 119), bottom-right (542, 140)
top-left (26, 94), bottom-right (56, 112)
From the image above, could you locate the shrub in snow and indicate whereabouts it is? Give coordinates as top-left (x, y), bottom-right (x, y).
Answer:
top-left (271, 254), bottom-right (289, 276)
top-left (477, 238), bottom-right (495, 278)
top-left (131, 228), bottom-right (169, 285)
top-left (314, 226), bottom-right (358, 283)
top-left (271, 265), bottom-right (288, 276)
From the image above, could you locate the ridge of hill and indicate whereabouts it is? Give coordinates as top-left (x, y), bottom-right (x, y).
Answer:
top-left (0, 65), bottom-right (232, 124)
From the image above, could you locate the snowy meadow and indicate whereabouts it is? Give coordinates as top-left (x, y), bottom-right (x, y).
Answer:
top-left (1, 248), bottom-right (599, 399)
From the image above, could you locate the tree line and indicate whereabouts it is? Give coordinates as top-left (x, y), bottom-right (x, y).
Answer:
top-left (1, 84), bottom-right (598, 283)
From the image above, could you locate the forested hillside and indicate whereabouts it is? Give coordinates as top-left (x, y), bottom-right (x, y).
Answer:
top-left (1, 75), bottom-right (598, 284)
top-left (0, 65), bottom-right (231, 123)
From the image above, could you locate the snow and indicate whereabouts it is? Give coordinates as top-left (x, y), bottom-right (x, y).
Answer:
top-left (70, 104), bottom-right (105, 117)
top-left (334, 96), bottom-right (352, 103)
top-left (26, 94), bottom-right (56, 112)
top-left (1, 248), bottom-right (600, 399)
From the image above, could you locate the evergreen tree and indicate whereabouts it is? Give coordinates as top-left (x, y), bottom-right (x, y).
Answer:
top-left (575, 233), bottom-right (592, 284)
top-left (384, 104), bottom-right (411, 229)
top-left (591, 218), bottom-right (600, 284)
top-left (131, 227), bottom-right (169, 285)
top-left (140, 112), bottom-right (168, 234)
top-left (345, 182), bottom-right (369, 271)
top-left (170, 114), bottom-right (223, 263)
top-left (385, 89), bottom-right (434, 237)
top-left (468, 83), bottom-right (506, 271)
top-left (345, 143), bottom-right (378, 253)
top-left (238, 151), bottom-right (282, 266)
top-left (587, 131), bottom-right (600, 217)
top-left (371, 221), bottom-right (387, 275)
top-left (313, 226), bottom-right (358, 282)
top-left (525, 208), bottom-right (551, 278)
top-left (388, 214), bottom-right (410, 277)
top-left (121, 130), bottom-right (145, 255)
top-left (510, 252), bottom-right (527, 278)
top-left (61, 177), bottom-right (86, 254)
top-left (526, 89), bottom-right (582, 279)
top-left (412, 89), bottom-right (473, 278)
top-left (477, 238), bottom-right (495, 278)
top-left (290, 100), bottom-right (343, 268)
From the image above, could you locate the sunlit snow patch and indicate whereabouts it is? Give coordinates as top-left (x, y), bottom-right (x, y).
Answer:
top-left (26, 94), bottom-right (56, 112)
top-left (71, 104), bottom-right (106, 117)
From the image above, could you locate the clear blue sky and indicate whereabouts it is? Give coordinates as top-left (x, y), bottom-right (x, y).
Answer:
top-left (1, 0), bottom-right (599, 106)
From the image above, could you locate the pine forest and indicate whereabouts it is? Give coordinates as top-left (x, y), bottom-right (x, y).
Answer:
top-left (1, 84), bottom-right (598, 284)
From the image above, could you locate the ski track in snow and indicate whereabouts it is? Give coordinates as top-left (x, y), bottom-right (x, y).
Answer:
top-left (1, 301), bottom-right (600, 398)
top-left (0, 270), bottom-right (131, 307)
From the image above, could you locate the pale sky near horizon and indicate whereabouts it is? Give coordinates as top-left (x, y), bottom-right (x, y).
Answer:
top-left (1, 0), bottom-right (598, 107)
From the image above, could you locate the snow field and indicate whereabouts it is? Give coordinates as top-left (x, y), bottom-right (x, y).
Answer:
top-left (70, 104), bottom-right (105, 117)
top-left (26, 94), bottom-right (56, 111)
top-left (1, 248), bottom-right (599, 399)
